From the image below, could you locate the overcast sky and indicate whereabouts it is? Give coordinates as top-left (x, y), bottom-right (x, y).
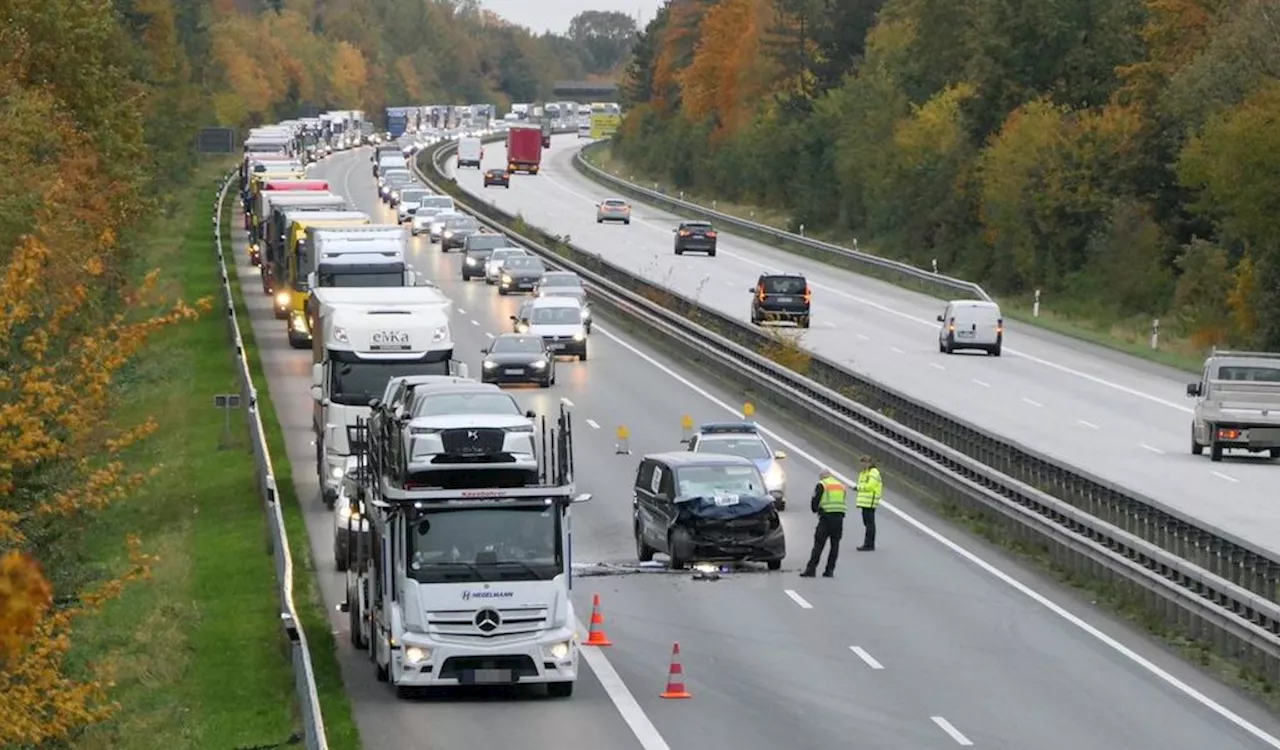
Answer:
top-left (479, 0), bottom-right (667, 36)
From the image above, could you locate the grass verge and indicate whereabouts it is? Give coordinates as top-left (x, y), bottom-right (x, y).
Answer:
top-left (581, 143), bottom-right (1204, 373)
top-left (70, 161), bottom-right (360, 749)
top-left (218, 173), bottom-right (363, 750)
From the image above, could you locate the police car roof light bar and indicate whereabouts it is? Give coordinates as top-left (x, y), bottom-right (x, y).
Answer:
top-left (697, 421), bottom-right (758, 434)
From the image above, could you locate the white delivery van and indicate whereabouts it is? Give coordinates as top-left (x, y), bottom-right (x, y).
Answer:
top-left (938, 300), bottom-right (1003, 356)
top-left (457, 137), bottom-right (483, 169)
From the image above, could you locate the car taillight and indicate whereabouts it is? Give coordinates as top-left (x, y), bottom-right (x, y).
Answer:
top-left (803, 287), bottom-right (812, 304)
top-left (996, 318), bottom-right (1004, 335)
top-left (706, 231), bottom-right (717, 238)
top-left (679, 230), bottom-right (690, 237)
top-left (757, 287), bottom-right (766, 302)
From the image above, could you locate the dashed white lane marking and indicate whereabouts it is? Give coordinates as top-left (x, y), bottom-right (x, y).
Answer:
top-left (470, 319), bottom-right (479, 326)
top-left (890, 346), bottom-right (905, 354)
top-left (855, 333), bottom-right (870, 341)
top-left (972, 379), bottom-right (990, 388)
top-left (589, 320), bottom-right (1280, 749)
top-left (574, 616), bottom-right (672, 750)
top-left (456, 307), bottom-right (465, 314)
top-left (932, 716), bottom-right (974, 746)
top-left (930, 362), bottom-right (946, 370)
top-left (783, 589), bottom-right (813, 609)
top-left (1141, 444), bottom-right (1164, 454)
top-left (485, 332), bottom-right (494, 339)
top-left (561, 397), bottom-right (575, 407)
top-left (1021, 397), bottom-right (1043, 407)
top-left (849, 646), bottom-right (884, 670)
top-left (1078, 420), bottom-right (1099, 429)
top-left (1213, 471), bottom-right (1239, 483)
top-left (585, 419), bottom-right (601, 429)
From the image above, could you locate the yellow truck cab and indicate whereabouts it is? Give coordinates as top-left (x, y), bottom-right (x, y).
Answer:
top-left (284, 212), bottom-right (371, 349)
top-left (249, 170), bottom-right (307, 241)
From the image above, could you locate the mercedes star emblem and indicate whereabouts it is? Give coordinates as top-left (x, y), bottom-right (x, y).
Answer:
top-left (474, 609), bottom-right (501, 633)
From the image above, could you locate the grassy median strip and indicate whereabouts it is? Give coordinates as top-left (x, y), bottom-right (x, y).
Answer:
top-left (67, 164), bottom-right (360, 749)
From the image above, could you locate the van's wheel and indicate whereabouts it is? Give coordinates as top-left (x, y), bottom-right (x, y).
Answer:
top-left (668, 529), bottom-right (692, 570)
top-left (1191, 424), bottom-right (1204, 455)
top-left (548, 681), bottom-right (574, 698)
top-left (767, 560), bottom-right (782, 571)
top-left (990, 345), bottom-right (1002, 357)
top-left (636, 521), bottom-right (656, 562)
top-left (1270, 448), bottom-right (1280, 459)
top-left (1210, 440), bottom-right (1224, 462)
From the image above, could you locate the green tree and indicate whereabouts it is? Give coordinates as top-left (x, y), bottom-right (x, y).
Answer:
top-left (568, 10), bottom-right (638, 74)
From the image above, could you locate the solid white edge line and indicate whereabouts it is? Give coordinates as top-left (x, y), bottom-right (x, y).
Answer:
top-left (585, 418), bottom-right (601, 429)
top-left (931, 716), bottom-right (974, 746)
top-left (783, 589), bottom-right (813, 609)
top-left (574, 617), bottom-right (672, 750)
top-left (849, 646), bottom-right (884, 670)
top-left (590, 321), bottom-right (1280, 749)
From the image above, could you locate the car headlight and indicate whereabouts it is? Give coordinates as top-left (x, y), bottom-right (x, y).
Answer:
top-left (764, 463), bottom-right (785, 489)
top-left (404, 646), bottom-right (430, 664)
top-left (572, 332), bottom-right (585, 341)
top-left (531, 360), bottom-right (546, 369)
top-left (546, 641), bottom-right (571, 660)
top-left (331, 466), bottom-right (344, 480)
top-left (338, 504), bottom-right (359, 520)
top-left (482, 360), bottom-right (497, 369)
top-left (444, 231), bottom-right (453, 238)
top-left (465, 257), bottom-right (476, 265)
top-left (275, 291), bottom-right (290, 306)
top-left (432, 324), bottom-right (449, 343)
top-left (516, 324), bottom-right (528, 333)
top-left (501, 275), bottom-right (512, 284)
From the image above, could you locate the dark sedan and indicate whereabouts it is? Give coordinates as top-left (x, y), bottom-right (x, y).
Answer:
top-left (480, 334), bottom-right (556, 387)
top-left (440, 215), bottom-right (481, 251)
top-left (498, 256), bottom-right (546, 295)
top-left (483, 168), bottom-right (511, 188)
top-left (673, 220), bottom-right (717, 256)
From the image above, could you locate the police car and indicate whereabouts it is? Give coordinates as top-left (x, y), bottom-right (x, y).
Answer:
top-left (682, 422), bottom-right (788, 509)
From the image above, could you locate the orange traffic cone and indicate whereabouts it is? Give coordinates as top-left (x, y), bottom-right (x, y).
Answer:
top-left (585, 594), bottom-right (613, 646)
top-left (660, 642), bottom-right (692, 699)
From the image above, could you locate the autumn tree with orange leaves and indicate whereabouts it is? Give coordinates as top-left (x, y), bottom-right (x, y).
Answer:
top-left (0, 2), bottom-right (211, 743)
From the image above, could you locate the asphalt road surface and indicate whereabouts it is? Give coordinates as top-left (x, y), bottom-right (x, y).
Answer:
top-left (226, 145), bottom-right (1280, 750)
top-left (449, 136), bottom-right (1280, 555)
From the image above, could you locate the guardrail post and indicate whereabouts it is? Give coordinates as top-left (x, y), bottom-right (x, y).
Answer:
top-left (931, 258), bottom-right (938, 274)
top-left (1150, 318), bottom-right (1159, 349)
top-left (1033, 289), bottom-right (1041, 317)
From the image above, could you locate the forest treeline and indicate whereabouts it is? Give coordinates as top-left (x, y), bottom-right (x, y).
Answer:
top-left (2, 0), bottom-right (621, 743)
top-left (618, 0), bottom-right (1280, 348)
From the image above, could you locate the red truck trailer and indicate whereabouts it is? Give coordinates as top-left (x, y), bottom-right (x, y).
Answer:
top-left (506, 125), bottom-right (543, 175)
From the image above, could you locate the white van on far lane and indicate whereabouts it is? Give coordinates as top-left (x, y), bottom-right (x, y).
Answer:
top-left (938, 300), bottom-right (1003, 356)
top-left (456, 137), bottom-right (483, 168)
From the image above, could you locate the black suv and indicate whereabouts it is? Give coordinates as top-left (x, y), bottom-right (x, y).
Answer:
top-left (673, 221), bottom-right (717, 256)
top-left (750, 273), bottom-right (810, 328)
top-left (462, 232), bottom-right (513, 280)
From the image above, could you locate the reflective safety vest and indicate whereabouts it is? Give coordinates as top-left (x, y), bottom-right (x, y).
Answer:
top-left (856, 468), bottom-right (882, 509)
top-left (818, 477), bottom-right (847, 513)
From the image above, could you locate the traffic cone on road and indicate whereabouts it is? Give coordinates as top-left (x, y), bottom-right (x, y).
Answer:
top-left (585, 594), bottom-right (613, 646)
top-left (659, 642), bottom-right (692, 699)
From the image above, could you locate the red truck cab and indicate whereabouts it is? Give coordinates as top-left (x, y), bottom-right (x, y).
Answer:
top-left (506, 125), bottom-right (543, 175)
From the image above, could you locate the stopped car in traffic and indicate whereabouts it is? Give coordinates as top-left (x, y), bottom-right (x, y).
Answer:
top-left (427, 210), bottom-right (463, 242)
top-left (440, 214), bottom-right (480, 251)
top-left (673, 221), bottom-right (717, 256)
top-left (484, 168), bottom-right (511, 188)
top-left (595, 198), bottom-right (631, 224)
top-left (484, 247), bottom-right (530, 284)
top-left (532, 271), bottom-right (591, 333)
top-left (938, 299), bottom-right (1003, 356)
top-left (410, 196), bottom-right (456, 236)
top-left (683, 422), bottom-right (788, 509)
top-left (481, 333), bottom-right (557, 387)
top-left (633, 453), bottom-right (785, 570)
top-left (518, 297), bottom-right (588, 360)
top-left (461, 233), bottom-right (516, 280)
top-left (383, 175), bottom-right (415, 206)
top-left (396, 187), bottom-right (432, 223)
top-left (750, 272), bottom-right (811, 328)
top-left (498, 256), bottom-right (546, 295)
top-left (333, 456), bottom-right (371, 572)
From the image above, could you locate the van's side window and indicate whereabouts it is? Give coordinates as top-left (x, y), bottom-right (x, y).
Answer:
top-left (658, 467), bottom-right (676, 499)
top-left (650, 465), bottom-right (664, 495)
top-left (635, 460), bottom-right (655, 493)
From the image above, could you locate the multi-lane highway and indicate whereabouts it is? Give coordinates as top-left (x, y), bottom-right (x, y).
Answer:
top-left (450, 138), bottom-right (1280, 554)
top-left (231, 144), bottom-right (1280, 749)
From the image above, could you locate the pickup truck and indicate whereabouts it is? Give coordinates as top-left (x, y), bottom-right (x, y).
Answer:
top-left (1187, 349), bottom-right (1280, 462)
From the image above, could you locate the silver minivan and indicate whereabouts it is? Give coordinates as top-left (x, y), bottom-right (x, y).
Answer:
top-left (938, 300), bottom-right (1003, 356)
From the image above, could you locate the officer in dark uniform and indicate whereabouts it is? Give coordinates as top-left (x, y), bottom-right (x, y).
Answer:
top-left (800, 469), bottom-right (847, 578)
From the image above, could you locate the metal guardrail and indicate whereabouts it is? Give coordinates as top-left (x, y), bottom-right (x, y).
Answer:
top-left (418, 139), bottom-right (1280, 683)
top-left (572, 141), bottom-right (993, 303)
top-left (213, 173), bottom-right (329, 749)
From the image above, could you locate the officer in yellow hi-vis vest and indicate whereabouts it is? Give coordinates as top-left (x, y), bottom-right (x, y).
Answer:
top-left (856, 455), bottom-right (883, 551)
top-left (800, 469), bottom-right (847, 578)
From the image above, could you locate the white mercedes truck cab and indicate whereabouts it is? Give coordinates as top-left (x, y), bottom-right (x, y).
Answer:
top-left (310, 288), bottom-right (462, 506)
top-left (341, 403), bottom-right (589, 699)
